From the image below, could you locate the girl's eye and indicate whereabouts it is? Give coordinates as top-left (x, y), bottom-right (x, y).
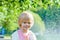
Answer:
top-left (24, 22), bottom-right (26, 24)
top-left (28, 22), bottom-right (30, 24)
top-left (23, 22), bottom-right (31, 24)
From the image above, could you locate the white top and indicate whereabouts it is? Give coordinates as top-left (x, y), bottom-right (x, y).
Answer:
top-left (11, 30), bottom-right (37, 40)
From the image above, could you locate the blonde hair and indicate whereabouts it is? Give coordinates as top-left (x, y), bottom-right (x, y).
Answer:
top-left (18, 11), bottom-right (34, 28)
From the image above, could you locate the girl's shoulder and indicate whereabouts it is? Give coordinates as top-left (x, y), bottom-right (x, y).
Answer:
top-left (28, 30), bottom-right (36, 37)
top-left (29, 30), bottom-right (37, 40)
top-left (29, 30), bottom-right (35, 35)
top-left (11, 30), bottom-right (19, 40)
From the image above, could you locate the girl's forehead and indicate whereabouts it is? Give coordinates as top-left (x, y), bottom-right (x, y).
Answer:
top-left (22, 19), bottom-right (31, 22)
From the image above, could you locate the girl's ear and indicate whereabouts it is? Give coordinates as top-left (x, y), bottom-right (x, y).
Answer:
top-left (18, 21), bottom-right (21, 26)
top-left (19, 24), bottom-right (21, 26)
top-left (18, 22), bottom-right (21, 27)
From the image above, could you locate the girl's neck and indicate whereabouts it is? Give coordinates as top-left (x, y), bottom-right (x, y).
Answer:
top-left (20, 29), bottom-right (29, 34)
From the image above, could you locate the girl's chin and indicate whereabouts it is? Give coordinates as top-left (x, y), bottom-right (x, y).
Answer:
top-left (23, 28), bottom-right (29, 31)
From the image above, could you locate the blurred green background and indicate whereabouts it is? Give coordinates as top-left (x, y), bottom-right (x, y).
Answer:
top-left (0, 0), bottom-right (60, 40)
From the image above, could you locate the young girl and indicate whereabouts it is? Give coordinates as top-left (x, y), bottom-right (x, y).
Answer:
top-left (12, 11), bottom-right (37, 40)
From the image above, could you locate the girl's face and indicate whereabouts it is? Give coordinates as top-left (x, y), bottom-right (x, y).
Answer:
top-left (20, 19), bottom-right (31, 32)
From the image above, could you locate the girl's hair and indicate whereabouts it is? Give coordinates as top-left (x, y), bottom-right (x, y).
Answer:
top-left (18, 11), bottom-right (34, 28)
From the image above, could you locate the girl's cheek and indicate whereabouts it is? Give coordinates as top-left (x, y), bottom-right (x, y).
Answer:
top-left (21, 23), bottom-right (25, 26)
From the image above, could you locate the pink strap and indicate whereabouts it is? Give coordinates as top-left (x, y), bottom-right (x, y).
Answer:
top-left (18, 30), bottom-right (24, 40)
top-left (18, 30), bottom-right (29, 40)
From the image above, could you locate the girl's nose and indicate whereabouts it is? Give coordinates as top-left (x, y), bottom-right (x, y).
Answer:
top-left (26, 23), bottom-right (29, 26)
